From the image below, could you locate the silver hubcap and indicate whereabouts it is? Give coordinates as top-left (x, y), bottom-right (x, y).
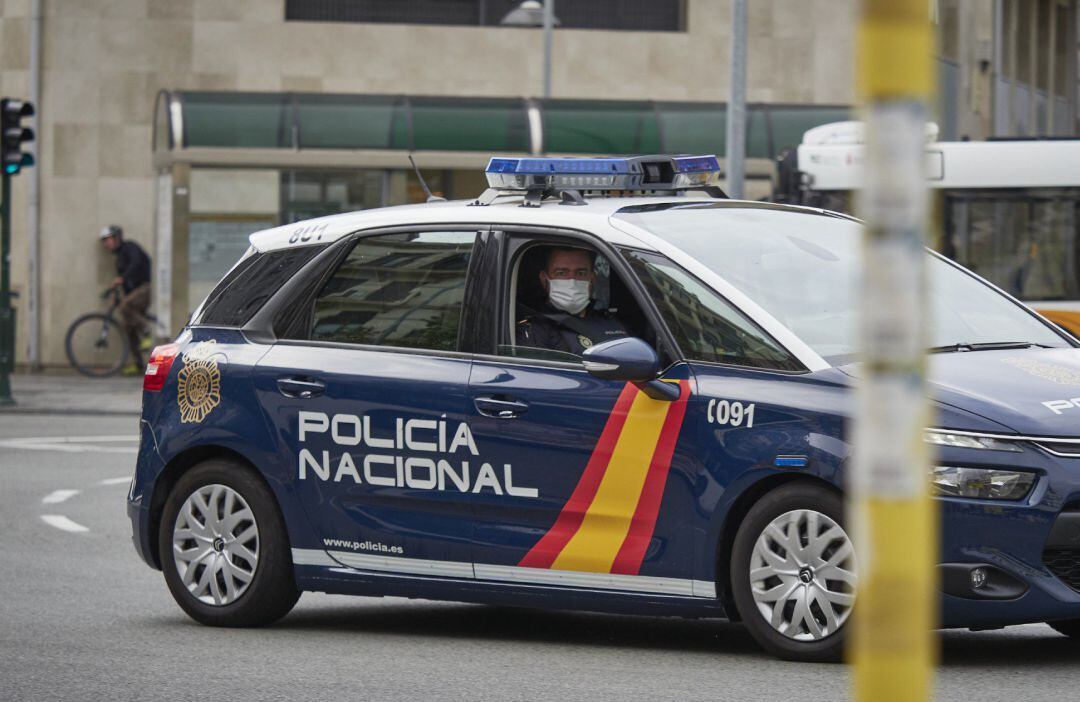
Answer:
top-left (172, 484), bottom-right (259, 606)
top-left (750, 509), bottom-right (857, 641)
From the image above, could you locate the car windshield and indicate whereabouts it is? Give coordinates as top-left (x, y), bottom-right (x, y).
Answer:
top-left (613, 204), bottom-right (1072, 364)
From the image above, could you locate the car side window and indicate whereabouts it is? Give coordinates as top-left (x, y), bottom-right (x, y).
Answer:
top-left (196, 245), bottom-right (325, 327)
top-left (501, 239), bottom-right (660, 364)
top-left (623, 249), bottom-right (803, 371)
top-left (306, 231), bottom-right (476, 352)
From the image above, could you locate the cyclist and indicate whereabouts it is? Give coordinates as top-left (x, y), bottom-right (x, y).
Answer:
top-left (99, 225), bottom-right (152, 374)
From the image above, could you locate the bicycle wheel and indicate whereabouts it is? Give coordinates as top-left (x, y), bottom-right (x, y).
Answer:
top-left (65, 313), bottom-right (129, 377)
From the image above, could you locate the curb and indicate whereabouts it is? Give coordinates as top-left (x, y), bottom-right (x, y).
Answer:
top-left (0, 407), bottom-right (141, 417)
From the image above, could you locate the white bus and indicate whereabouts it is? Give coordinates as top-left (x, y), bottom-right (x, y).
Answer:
top-left (775, 122), bottom-right (1080, 335)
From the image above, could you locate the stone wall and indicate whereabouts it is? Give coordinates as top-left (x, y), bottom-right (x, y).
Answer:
top-left (2, 0), bottom-right (858, 366)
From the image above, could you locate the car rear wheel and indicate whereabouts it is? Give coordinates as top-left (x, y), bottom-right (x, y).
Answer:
top-left (159, 459), bottom-right (300, 626)
top-left (1047, 620), bottom-right (1080, 638)
top-left (730, 482), bottom-right (856, 662)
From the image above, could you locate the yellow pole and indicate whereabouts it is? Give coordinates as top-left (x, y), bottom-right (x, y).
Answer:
top-left (851, 2), bottom-right (936, 701)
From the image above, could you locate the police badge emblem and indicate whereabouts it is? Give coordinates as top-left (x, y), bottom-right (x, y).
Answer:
top-left (578, 334), bottom-right (593, 349)
top-left (177, 340), bottom-right (222, 424)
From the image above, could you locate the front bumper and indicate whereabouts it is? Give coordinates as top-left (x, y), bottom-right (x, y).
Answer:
top-left (938, 446), bottom-right (1080, 628)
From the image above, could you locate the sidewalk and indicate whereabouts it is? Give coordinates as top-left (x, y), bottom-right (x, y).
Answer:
top-left (1, 373), bottom-right (143, 416)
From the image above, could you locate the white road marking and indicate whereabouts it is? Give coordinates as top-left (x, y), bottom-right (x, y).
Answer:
top-left (38, 477), bottom-right (133, 532)
top-left (40, 515), bottom-right (90, 533)
top-left (0, 435), bottom-right (138, 454)
top-left (41, 489), bottom-right (81, 505)
top-left (5, 435), bottom-right (136, 443)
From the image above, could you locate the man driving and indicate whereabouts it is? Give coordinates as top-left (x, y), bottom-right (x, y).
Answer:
top-left (516, 247), bottom-right (628, 355)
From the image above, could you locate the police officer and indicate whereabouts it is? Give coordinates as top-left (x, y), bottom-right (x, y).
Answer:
top-left (516, 247), bottom-right (628, 355)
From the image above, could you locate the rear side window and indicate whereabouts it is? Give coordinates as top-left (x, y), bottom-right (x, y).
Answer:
top-left (307, 231), bottom-right (475, 352)
top-left (197, 246), bottom-right (324, 327)
top-left (624, 249), bottom-right (803, 371)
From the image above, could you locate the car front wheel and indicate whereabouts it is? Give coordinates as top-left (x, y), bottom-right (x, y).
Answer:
top-left (159, 459), bottom-right (300, 626)
top-left (730, 482), bottom-right (856, 662)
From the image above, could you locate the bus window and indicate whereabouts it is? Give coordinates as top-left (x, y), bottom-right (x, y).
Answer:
top-left (946, 190), bottom-right (1080, 302)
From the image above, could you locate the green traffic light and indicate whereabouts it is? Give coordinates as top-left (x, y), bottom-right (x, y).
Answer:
top-left (2, 152), bottom-right (33, 175)
top-left (1, 97), bottom-right (35, 177)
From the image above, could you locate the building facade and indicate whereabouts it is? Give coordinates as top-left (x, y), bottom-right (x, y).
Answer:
top-left (0, 0), bottom-right (1076, 367)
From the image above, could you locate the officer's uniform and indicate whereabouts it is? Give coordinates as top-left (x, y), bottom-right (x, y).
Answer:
top-left (516, 303), bottom-right (628, 355)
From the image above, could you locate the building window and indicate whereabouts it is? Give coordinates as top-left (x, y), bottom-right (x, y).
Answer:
top-left (997, 0), bottom-right (1077, 136)
top-left (934, 0), bottom-right (960, 61)
top-left (280, 169), bottom-right (385, 224)
top-left (285, 0), bottom-right (687, 32)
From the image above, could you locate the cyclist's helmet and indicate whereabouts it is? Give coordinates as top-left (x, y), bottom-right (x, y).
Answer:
top-left (99, 224), bottom-right (122, 240)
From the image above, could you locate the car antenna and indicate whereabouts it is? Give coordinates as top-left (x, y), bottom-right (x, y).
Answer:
top-left (408, 154), bottom-right (446, 203)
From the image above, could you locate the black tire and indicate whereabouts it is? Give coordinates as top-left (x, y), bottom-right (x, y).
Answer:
top-left (65, 313), bottom-right (128, 377)
top-left (159, 459), bottom-right (300, 627)
top-left (729, 482), bottom-right (851, 662)
top-left (1047, 620), bottom-right (1080, 638)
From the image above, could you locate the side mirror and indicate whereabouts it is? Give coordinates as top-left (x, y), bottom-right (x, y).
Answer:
top-left (582, 337), bottom-right (680, 401)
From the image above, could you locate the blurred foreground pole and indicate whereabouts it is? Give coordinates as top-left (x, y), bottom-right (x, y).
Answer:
top-left (851, 1), bottom-right (935, 701)
top-left (724, 0), bottom-right (746, 199)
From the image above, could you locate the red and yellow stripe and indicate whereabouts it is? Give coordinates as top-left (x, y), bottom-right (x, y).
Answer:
top-left (519, 380), bottom-right (691, 576)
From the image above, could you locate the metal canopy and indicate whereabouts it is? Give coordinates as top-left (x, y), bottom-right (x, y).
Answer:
top-left (153, 90), bottom-right (850, 163)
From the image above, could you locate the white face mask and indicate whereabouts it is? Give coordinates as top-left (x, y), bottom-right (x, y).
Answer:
top-left (548, 278), bottom-right (591, 315)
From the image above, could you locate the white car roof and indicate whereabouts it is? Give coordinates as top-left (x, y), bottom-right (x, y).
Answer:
top-left (245, 193), bottom-right (851, 374)
top-left (248, 194), bottom-right (845, 254)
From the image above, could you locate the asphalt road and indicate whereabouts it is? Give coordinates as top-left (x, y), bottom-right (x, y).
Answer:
top-left (1, 413), bottom-right (1077, 701)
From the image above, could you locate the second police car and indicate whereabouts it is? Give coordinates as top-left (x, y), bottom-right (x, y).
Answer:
top-left (128, 155), bottom-right (1080, 661)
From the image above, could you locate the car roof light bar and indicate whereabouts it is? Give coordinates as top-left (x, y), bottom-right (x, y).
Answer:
top-left (484, 154), bottom-right (724, 193)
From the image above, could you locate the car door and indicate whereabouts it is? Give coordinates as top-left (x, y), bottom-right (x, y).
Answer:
top-left (252, 228), bottom-right (482, 576)
top-left (618, 247), bottom-right (824, 594)
top-left (463, 230), bottom-right (705, 598)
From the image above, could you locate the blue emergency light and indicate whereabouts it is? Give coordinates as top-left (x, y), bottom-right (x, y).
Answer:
top-left (484, 155), bottom-right (722, 192)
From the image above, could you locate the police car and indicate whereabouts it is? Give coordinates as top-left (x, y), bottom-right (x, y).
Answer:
top-left (129, 155), bottom-right (1080, 661)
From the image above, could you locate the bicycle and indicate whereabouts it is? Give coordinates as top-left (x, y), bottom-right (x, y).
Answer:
top-left (65, 288), bottom-right (163, 377)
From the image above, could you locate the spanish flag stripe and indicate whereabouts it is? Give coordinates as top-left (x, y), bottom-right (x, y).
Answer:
top-left (609, 380), bottom-right (691, 575)
top-left (550, 389), bottom-right (674, 573)
top-left (517, 382), bottom-right (640, 569)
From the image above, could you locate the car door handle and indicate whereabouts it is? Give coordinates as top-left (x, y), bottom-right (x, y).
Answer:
top-left (277, 377), bottom-right (326, 399)
top-left (474, 395), bottom-right (529, 419)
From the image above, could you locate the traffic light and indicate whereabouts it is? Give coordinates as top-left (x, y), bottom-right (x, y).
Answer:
top-left (1, 98), bottom-right (35, 176)
top-left (1, 97), bottom-right (33, 404)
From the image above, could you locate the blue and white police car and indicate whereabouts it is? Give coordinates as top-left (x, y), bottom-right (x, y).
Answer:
top-left (129, 155), bottom-right (1080, 661)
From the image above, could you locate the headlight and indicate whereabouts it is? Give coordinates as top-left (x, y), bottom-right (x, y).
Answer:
top-left (925, 431), bottom-right (1021, 452)
top-left (930, 466), bottom-right (1037, 500)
